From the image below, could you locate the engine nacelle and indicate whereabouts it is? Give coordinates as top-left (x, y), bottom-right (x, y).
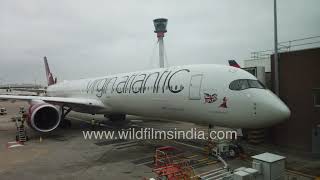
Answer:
top-left (27, 102), bottom-right (61, 133)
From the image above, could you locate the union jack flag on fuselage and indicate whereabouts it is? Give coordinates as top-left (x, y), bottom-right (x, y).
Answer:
top-left (204, 93), bottom-right (218, 103)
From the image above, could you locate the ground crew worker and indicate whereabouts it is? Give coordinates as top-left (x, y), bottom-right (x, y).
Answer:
top-left (91, 118), bottom-right (96, 130)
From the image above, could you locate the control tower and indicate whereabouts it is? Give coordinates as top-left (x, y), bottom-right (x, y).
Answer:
top-left (153, 18), bottom-right (168, 68)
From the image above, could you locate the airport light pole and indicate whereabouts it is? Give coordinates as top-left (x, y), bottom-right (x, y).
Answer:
top-left (274, 0), bottom-right (279, 95)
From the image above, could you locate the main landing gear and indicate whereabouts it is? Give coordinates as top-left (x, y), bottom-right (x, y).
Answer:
top-left (59, 106), bottom-right (72, 128)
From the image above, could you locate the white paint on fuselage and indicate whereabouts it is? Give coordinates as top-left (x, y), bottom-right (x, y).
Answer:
top-left (47, 64), bottom-right (290, 128)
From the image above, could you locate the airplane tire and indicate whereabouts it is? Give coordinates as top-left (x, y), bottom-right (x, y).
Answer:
top-left (229, 149), bottom-right (236, 158)
top-left (229, 145), bottom-right (241, 158)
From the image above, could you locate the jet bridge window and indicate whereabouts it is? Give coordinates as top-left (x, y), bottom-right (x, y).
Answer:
top-left (229, 79), bottom-right (265, 91)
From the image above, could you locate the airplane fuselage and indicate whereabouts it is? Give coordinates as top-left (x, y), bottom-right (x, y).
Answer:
top-left (47, 64), bottom-right (290, 128)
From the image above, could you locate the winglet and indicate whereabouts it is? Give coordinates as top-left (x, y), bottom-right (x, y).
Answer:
top-left (44, 56), bottom-right (56, 86)
top-left (228, 60), bottom-right (241, 68)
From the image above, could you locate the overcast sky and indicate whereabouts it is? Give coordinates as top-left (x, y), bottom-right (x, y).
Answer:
top-left (0, 0), bottom-right (319, 85)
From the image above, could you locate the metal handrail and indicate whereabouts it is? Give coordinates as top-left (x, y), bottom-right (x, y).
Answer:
top-left (250, 35), bottom-right (320, 59)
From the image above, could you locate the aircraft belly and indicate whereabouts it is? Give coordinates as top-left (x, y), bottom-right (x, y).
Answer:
top-left (105, 94), bottom-right (188, 119)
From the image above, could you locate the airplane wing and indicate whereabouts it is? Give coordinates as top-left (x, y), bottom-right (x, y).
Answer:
top-left (9, 88), bottom-right (46, 94)
top-left (0, 85), bottom-right (43, 89)
top-left (0, 95), bottom-right (106, 111)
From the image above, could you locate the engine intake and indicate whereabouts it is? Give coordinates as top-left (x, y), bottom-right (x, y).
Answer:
top-left (27, 103), bottom-right (61, 132)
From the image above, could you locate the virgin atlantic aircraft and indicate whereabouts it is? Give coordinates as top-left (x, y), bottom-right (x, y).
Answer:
top-left (0, 57), bottom-right (290, 133)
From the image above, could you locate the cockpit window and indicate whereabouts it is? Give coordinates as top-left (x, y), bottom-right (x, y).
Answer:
top-left (229, 79), bottom-right (249, 90)
top-left (248, 80), bottom-right (265, 89)
top-left (229, 79), bottom-right (265, 91)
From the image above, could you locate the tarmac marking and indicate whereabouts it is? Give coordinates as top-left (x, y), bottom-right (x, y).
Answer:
top-left (192, 161), bottom-right (209, 169)
top-left (173, 140), bottom-right (204, 151)
top-left (186, 154), bottom-right (198, 159)
top-left (131, 156), bottom-right (154, 165)
top-left (95, 139), bottom-right (127, 146)
top-left (135, 160), bottom-right (154, 166)
top-left (113, 140), bottom-right (140, 147)
top-left (115, 143), bottom-right (140, 150)
top-left (206, 161), bottom-right (217, 165)
top-left (6, 141), bottom-right (24, 149)
top-left (198, 158), bottom-right (208, 162)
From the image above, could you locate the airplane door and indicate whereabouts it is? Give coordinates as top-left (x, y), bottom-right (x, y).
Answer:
top-left (189, 74), bottom-right (203, 100)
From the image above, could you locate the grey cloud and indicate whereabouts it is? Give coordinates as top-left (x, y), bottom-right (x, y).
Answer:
top-left (0, 0), bottom-right (319, 84)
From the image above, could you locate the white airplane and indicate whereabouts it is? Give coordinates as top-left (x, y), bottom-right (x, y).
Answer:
top-left (0, 57), bottom-right (290, 133)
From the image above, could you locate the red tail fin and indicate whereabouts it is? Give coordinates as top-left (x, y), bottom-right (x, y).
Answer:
top-left (228, 60), bottom-right (241, 68)
top-left (44, 56), bottom-right (56, 86)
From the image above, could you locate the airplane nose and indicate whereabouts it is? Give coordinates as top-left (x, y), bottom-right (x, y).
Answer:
top-left (254, 90), bottom-right (291, 127)
top-left (272, 98), bottom-right (291, 122)
top-left (267, 90), bottom-right (291, 123)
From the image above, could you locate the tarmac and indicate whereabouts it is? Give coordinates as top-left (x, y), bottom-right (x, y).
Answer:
top-left (0, 100), bottom-right (244, 180)
top-left (0, 100), bottom-right (319, 180)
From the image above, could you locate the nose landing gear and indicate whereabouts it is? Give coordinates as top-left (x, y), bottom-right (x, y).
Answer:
top-left (205, 124), bottom-right (244, 159)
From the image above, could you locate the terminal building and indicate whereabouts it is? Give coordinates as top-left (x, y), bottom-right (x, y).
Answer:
top-left (270, 47), bottom-right (320, 154)
top-left (242, 37), bottom-right (320, 155)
